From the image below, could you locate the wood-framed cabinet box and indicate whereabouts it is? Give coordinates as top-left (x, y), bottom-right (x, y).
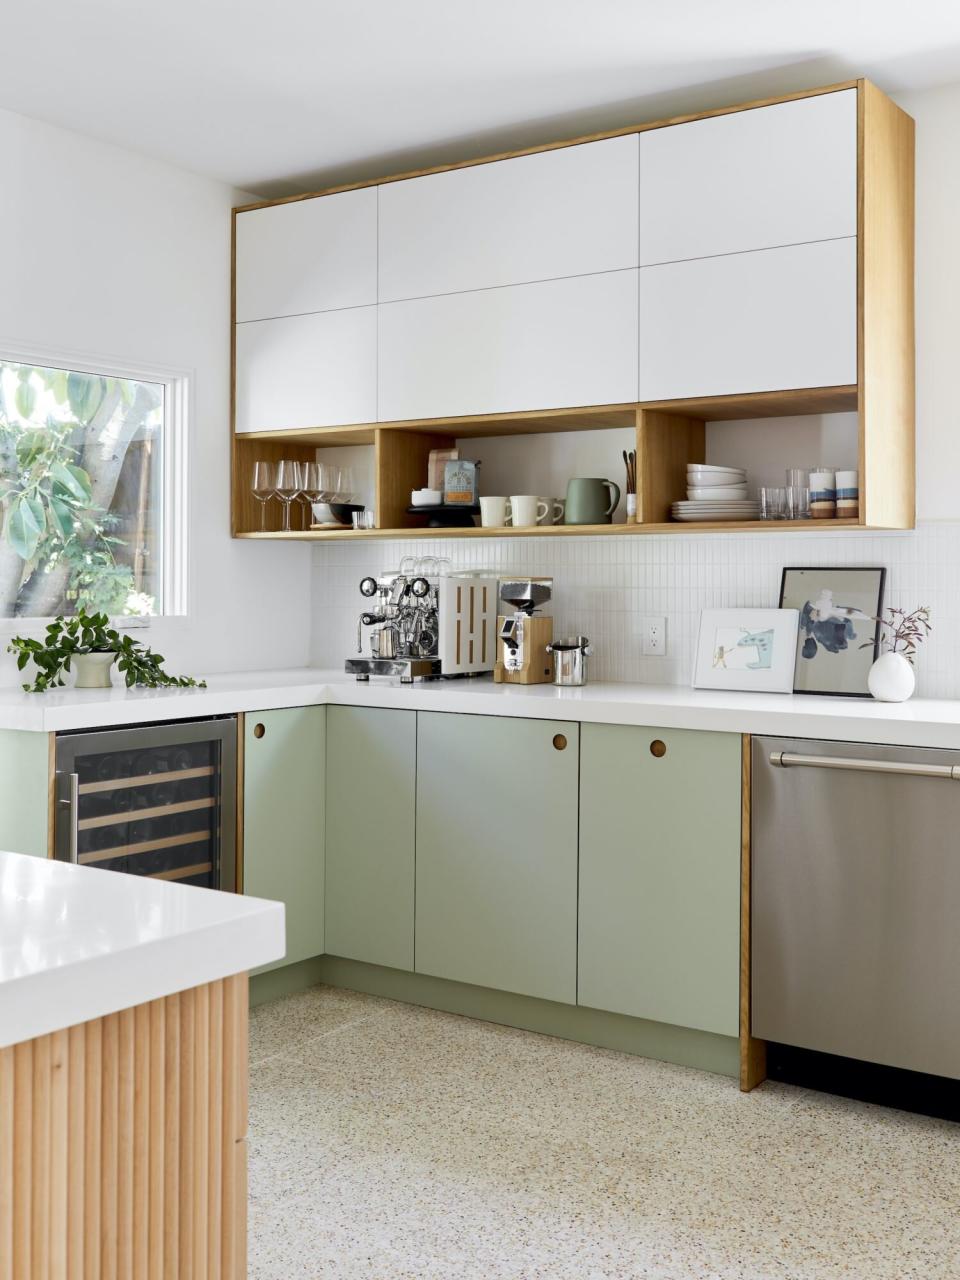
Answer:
top-left (231, 78), bottom-right (914, 539)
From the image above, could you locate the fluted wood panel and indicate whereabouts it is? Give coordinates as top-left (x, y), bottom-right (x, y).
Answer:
top-left (0, 976), bottom-right (248, 1280)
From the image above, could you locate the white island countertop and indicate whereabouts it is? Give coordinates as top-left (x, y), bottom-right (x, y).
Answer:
top-left (3, 666), bottom-right (960, 749)
top-left (0, 851), bottom-right (284, 1049)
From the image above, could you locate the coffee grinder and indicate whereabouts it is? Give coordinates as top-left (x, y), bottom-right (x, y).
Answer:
top-left (494, 577), bottom-right (554, 685)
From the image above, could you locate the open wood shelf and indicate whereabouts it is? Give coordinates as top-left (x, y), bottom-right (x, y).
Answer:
top-left (232, 386), bottom-right (893, 541)
top-left (236, 518), bottom-right (864, 542)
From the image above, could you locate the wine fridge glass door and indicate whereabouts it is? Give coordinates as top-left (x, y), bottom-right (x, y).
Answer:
top-left (55, 718), bottom-right (237, 891)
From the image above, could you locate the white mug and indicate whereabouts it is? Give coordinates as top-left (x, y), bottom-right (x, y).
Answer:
top-left (511, 495), bottom-right (549, 527)
top-left (537, 498), bottom-right (565, 525)
top-left (480, 496), bottom-right (512, 528)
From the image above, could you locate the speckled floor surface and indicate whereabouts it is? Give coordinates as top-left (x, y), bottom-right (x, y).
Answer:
top-left (248, 984), bottom-right (960, 1280)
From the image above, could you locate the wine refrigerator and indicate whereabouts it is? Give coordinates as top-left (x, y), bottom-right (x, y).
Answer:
top-left (54, 717), bottom-right (237, 890)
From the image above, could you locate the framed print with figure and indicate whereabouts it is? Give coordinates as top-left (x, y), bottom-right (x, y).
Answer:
top-left (693, 608), bottom-right (800, 693)
top-left (779, 566), bottom-right (886, 697)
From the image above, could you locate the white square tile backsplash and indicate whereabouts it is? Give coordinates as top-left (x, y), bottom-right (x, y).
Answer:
top-left (310, 522), bottom-right (960, 697)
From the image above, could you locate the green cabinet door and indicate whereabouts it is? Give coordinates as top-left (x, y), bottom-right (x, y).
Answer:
top-left (325, 706), bottom-right (416, 969)
top-left (415, 712), bottom-right (579, 1004)
top-left (578, 723), bottom-right (741, 1037)
top-left (243, 706), bottom-right (325, 973)
top-left (0, 730), bottom-right (51, 858)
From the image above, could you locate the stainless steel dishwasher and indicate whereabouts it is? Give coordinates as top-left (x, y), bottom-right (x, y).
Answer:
top-left (752, 735), bottom-right (960, 1081)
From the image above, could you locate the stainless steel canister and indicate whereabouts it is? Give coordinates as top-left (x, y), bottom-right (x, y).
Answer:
top-left (546, 636), bottom-right (593, 687)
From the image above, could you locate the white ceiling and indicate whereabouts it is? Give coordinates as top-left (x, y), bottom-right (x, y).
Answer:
top-left (5, 0), bottom-right (960, 198)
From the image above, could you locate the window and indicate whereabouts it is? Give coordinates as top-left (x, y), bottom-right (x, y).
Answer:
top-left (0, 358), bottom-right (181, 619)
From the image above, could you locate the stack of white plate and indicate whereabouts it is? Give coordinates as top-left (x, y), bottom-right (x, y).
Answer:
top-left (672, 464), bottom-right (758, 522)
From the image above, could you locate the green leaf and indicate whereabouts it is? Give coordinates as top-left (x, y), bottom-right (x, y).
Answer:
top-left (6, 493), bottom-right (45, 560)
top-left (51, 460), bottom-right (92, 503)
top-left (14, 377), bottom-right (35, 420)
top-left (48, 495), bottom-right (74, 540)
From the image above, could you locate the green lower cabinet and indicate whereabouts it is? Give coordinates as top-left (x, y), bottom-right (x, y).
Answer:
top-left (243, 706), bottom-right (325, 973)
top-left (325, 706), bottom-right (416, 969)
top-left (0, 730), bottom-right (51, 858)
top-left (415, 711), bottom-right (579, 1004)
top-left (578, 723), bottom-right (741, 1037)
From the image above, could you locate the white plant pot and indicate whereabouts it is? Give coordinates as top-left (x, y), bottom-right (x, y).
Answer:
top-left (868, 651), bottom-right (915, 703)
top-left (72, 652), bottom-right (116, 689)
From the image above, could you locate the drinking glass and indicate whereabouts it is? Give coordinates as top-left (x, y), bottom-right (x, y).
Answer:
top-left (760, 486), bottom-right (786, 520)
top-left (317, 462), bottom-right (338, 502)
top-left (300, 461), bottom-right (324, 527)
top-left (251, 460), bottom-right (276, 531)
top-left (336, 466), bottom-right (358, 503)
top-left (351, 511), bottom-right (375, 530)
top-left (275, 459), bottom-right (303, 532)
top-left (786, 485), bottom-right (810, 520)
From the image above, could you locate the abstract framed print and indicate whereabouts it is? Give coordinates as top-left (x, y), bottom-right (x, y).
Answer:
top-left (779, 566), bottom-right (886, 697)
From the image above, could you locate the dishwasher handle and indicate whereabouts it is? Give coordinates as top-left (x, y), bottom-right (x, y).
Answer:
top-left (769, 750), bottom-right (960, 781)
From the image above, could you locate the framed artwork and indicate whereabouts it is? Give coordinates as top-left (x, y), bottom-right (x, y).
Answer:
top-left (693, 608), bottom-right (800, 693)
top-left (779, 566), bottom-right (886, 697)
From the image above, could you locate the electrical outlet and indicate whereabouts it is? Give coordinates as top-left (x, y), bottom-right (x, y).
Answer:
top-left (642, 616), bottom-right (667, 657)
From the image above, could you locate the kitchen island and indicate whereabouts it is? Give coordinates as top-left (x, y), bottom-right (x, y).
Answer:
top-left (0, 850), bottom-right (284, 1280)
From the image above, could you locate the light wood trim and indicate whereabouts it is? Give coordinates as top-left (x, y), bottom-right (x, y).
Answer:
top-left (858, 79), bottom-right (916, 529)
top-left (739, 735), bottom-right (767, 1092)
top-left (375, 428), bottom-right (450, 530)
top-left (235, 714), bottom-right (245, 896)
top-left (233, 80), bottom-right (859, 213)
top-left (238, 517), bottom-right (862, 542)
top-left (0, 979), bottom-right (247, 1280)
top-left (78, 796), bottom-right (215, 831)
top-left (79, 766), bottom-right (215, 796)
top-left (47, 733), bottom-right (57, 859)
top-left (637, 384), bottom-right (858, 421)
top-left (637, 408), bottom-right (705, 525)
top-left (153, 862), bottom-right (213, 882)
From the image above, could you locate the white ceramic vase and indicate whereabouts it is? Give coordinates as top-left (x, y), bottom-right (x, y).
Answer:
top-left (73, 652), bottom-right (116, 689)
top-left (867, 650), bottom-right (915, 702)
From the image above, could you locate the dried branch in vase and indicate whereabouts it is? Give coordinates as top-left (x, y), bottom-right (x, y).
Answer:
top-left (860, 605), bottom-right (932, 665)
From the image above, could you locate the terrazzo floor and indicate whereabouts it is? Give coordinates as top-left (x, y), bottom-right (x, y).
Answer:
top-left (248, 984), bottom-right (960, 1280)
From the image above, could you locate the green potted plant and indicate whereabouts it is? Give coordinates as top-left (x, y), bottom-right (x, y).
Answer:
top-left (8, 608), bottom-right (206, 693)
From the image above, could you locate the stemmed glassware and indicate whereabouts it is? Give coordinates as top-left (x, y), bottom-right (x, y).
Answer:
top-left (300, 462), bottom-right (324, 528)
top-left (251, 461), bottom-right (276, 531)
top-left (275, 459), bottom-right (303, 532)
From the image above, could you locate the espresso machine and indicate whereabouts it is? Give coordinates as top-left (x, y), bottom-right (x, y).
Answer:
top-left (346, 557), bottom-right (498, 682)
top-left (494, 577), bottom-right (554, 685)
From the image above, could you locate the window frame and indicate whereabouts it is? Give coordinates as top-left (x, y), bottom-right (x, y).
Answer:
top-left (0, 339), bottom-right (189, 627)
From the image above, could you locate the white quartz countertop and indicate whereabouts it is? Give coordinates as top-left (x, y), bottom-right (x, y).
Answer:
top-left (0, 851), bottom-right (285, 1049)
top-left (2, 666), bottom-right (960, 748)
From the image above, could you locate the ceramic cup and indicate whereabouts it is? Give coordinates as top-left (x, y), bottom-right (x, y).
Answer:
top-left (480, 496), bottom-right (513, 528)
top-left (537, 499), bottom-right (565, 526)
top-left (552, 498), bottom-right (566, 525)
top-left (510, 495), bottom-right (549, 527)
top-left (564, 478), bottom-right (621, 525)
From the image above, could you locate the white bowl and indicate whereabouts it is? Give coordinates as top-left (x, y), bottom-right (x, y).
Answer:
top-left (687, 485), bottom-right (749, 500)
top-left (411, 489), bottom-right (442, 507)
top-left (686, 469), bottom-right (747, 484)
top-left (686, 462), bottom-right (748, 475)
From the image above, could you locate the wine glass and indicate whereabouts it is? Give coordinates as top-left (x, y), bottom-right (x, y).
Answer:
top-left (300, 461), bottom-right (324, 527)
top-left (275, 459), bottom-right (303, 532)
top-left (251, 461), bottom-right (276, 532)
top-left (337, 466), bottom-right (358, 503)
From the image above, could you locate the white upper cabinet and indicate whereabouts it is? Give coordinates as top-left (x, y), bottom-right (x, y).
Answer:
top-left (235, 187), bottom-right (377, 323)
top-left (638, 89), bottom-right (857, 265)
top-left (637, 238), bottom-right (857, 402)
top-left (378, 136), bottom-right (639, 302)
top-left (379, 270), bottom-right (638, 421)
top-left (235, 307), bottom-right (377, 432)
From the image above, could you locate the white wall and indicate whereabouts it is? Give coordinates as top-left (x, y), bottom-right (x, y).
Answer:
top-left (0, 107), bottom-right (312, 685)
top-left (311, 80), bottom-right (960, 695)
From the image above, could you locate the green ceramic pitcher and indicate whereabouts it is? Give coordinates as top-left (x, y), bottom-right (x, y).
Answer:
top-left (564, 477), bottom-right (621, 525)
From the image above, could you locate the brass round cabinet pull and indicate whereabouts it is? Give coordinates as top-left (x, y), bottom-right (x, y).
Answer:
top-left (650, 739), bottom-right (667, 758)
top-left (553, 734), bottom-right (568, 751)
top-left (253, 723), bottom-right (266, 739)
